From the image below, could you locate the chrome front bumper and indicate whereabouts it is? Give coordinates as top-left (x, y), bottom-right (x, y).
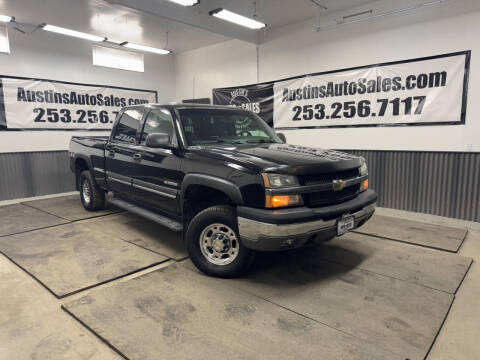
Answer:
top-left (237, 203), bottom-right (376, 251)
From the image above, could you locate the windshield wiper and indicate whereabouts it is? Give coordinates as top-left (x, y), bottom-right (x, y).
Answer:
top-left (245, 139), bottom-right (276, 144)
top-left (210, 139), bottom-right (243, 144)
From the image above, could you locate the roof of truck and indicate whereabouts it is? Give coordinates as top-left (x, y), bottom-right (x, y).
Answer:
top-left (124, 103), bottom-right (240, 110)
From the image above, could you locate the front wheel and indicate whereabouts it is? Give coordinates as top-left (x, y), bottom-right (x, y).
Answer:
top-left (186, 206), bottom-right (255, 278)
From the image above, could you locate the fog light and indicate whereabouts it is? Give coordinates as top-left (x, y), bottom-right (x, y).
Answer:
top-left (265, 194), bottom-right (302, 208)
top-left (281, 239), bottom-right (295, 247)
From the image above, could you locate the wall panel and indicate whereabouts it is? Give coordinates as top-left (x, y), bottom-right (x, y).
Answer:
top-left (0, 151), bottom-right (74, 201)
top-left (346, 150), bottom-right (480, 222)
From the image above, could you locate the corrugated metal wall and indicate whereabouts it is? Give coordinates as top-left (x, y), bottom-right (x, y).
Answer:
top-left (0, 150), bottom-right (478, 222)
top-left (346, 150), bottom-right (480, 222)
top-left (0, 151), bottom-right (75, 201)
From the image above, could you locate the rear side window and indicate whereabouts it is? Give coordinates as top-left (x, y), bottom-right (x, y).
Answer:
top-left (140, 109), bottom-right (175, 145)
top-left (112, 109), bottom-right (143, 143)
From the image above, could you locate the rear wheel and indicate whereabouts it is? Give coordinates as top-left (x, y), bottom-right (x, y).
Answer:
top-left (79, 170), bottom-right (105, 211)
top-left (186, 206), bottom-right (255, 278)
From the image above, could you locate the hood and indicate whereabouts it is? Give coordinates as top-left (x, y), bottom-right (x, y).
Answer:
top-left (190, 143), bottom-right (363, 175)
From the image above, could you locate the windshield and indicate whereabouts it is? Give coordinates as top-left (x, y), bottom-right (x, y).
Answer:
top-left (177, 108), bottom-right (282, 146)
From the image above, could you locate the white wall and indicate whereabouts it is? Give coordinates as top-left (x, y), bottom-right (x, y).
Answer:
top-left (175, 0), bottom-right (480, 152)
top-left (175, 39), bottom-right (258, 101)
top-left (0, 27), bottom-right (175, 153)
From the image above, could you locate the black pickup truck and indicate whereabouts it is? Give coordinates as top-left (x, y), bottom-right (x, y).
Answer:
top-left (70, 104), bottom-right (376, 277)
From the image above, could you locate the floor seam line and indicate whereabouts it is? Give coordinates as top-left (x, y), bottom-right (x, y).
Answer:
top-left (61, 306), bottom-right (130, 360)
top-left (120, 238), bottom-right (187, 261)
top-left (56, 259), bottom-right (170, 299)
top-left (69, 211), bottom-right (126, 223)
top-left (352, 230), bottom-right (460, 253)
top-left (456, 229), bottom-right (470, 253)
top-left (452, 258), bottom-right (474, 294)
top-left (0, 221), bottom-right (72, 238)
top-left (316, 255), bottom-right (457, 295)
top-left (21, 202), bottom-right (72, 221)
top-left (424, 294), bottom-right (456, 360)
top-left (0, 211), bottom-right (125, 239)
top-left (0, 249), bottom-right (169, 299)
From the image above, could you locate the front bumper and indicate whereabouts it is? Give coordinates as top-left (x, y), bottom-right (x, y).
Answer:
top-left (237, 189), bottom-right (376, 251)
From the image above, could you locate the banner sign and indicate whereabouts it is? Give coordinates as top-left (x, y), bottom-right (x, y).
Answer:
top-left (0, 76), bottom-right (157, 130)
top-left (213, 83), bottom-right (274, 125)
top-left (213, 51), bottom-right (469, 129)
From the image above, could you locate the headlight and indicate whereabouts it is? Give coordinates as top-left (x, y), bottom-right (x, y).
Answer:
top-left (359, 162), bottom-right (368, 176)
top-left (262, 173), bottom-right (299, 188)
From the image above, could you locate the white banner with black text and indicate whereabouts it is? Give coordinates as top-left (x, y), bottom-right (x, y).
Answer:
top-left (273, 52), bottom-right (469, 129)
top-left (0, 76), bottom-right (157, 130)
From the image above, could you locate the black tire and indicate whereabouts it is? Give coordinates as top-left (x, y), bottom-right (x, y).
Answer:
top-left (79, 170), bottom-right (105, 211)
top-left (186, 205), bottom-right (255, 278)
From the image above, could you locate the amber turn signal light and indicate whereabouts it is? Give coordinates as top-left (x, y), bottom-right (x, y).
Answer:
top-left (361, 179), bottom-right (369, 191)
top-left (265, 194), bottom-right (302, 208)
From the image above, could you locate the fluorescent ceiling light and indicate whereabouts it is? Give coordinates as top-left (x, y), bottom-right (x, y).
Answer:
top-left (209, 8), bottom-right (266, 30)
top-left (42, 24), bottom-right (106, 42)
top-left (120, 42), bottom-right (170, 55)
top-left (93, 46), bottom-right (144, 72)
top-left (318, 0), bottom-right (447, 31)
top-left (0, 25), bottom-right (10, 54)
top-left (0, 15), bottom-right (14, 23)
top-left (165, 0), bottom-right (199, 6)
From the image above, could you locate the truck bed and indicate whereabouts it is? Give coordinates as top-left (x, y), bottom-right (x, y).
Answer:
top-left (70, 136), bottom-right (109, 189)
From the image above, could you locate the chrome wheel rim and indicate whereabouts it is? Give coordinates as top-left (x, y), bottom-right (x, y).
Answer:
top-left (82, 180), bottom-right (91, 205)
top-left (199, 223), bottom-right (239, 266)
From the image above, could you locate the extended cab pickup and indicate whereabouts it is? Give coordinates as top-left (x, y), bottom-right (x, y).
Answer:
top-left (70, 104), bottom-right (376, 277)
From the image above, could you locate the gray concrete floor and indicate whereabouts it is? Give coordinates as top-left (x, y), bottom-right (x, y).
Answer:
top-left (373, 208), bottom-right (480, 360)
top-left (0, 193), bottom-right (478, 359)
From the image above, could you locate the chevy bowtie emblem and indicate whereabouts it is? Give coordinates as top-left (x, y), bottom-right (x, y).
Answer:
top-left (332, 179), bottom-right (347, 191)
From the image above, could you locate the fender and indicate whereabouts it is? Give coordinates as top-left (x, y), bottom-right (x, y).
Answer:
top-left (73, 154), bottom-right (95, 189)
top-left (181, 173), bottom-right (244, 206)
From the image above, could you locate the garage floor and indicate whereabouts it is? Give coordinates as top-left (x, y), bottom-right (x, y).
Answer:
top-left (0, 193), bottom-right (478, 360)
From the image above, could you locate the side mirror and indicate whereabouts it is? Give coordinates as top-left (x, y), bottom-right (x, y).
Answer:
top-left (277, 133), bottom-right (287, 143)
top-left (146, 133), bottom-right (173, 148)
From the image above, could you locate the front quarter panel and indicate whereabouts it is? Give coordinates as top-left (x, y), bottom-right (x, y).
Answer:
top-left (180, 151), bottom-right (265, 208)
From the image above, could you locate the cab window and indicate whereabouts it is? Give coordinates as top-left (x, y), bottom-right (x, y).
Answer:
top-left (140, 109), bottom-right (176, 145)
top-left (112, 109), bottom-right (143, 143)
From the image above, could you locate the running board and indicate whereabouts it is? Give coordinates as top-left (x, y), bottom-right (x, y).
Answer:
top-left (108, 198), bottom-right (183, 232)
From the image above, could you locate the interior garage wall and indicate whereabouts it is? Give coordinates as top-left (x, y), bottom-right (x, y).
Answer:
top-left (345, 150), bottom-right (480, 222)
top-left (175, 39), bottom-right (258, 101)
top-left (174, 0), bottom-right (480, 222)
top-left (0, 27), bottom-right (175, 200)
top-left (0, 151), bottom-right (74, 201)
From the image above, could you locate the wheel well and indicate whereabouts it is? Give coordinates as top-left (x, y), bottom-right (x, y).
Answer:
top-left (183, 185), bottom-right (234, 225)
top-left (74, 158), bottom-right (89, 190)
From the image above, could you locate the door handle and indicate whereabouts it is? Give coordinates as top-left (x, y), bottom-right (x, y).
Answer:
top-left (133, 153), bottom-right (142, 162)
top-left (108, 150), bottom-right (115, 158)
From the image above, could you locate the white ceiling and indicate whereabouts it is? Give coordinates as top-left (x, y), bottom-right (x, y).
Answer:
top-left (210, 0), bottom-right (379, 28)
top-left (0, 0), bottom-right (378, 53)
